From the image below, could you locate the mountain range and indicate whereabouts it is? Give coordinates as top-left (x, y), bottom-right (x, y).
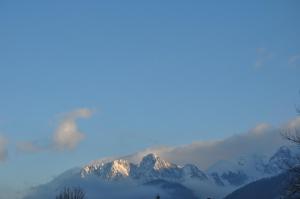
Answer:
top-left (23, 145), bottom-right (299, 199)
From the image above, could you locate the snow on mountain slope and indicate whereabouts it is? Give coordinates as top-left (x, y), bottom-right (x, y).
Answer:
top-left (81, 153), bottom-right (208, 183)
top-left (265, 145), bottom-right (300, 174)
top-left (140, 153), bottom-right (173, 170)
top-left (82, 159), bottom-right (132, 180)
top-left (24, 154), bottom-right (209, 199)
top-left (207, 154), bottom-right (268, 186)
top-left (207, 145), bottom-right (300, 187)
top-left (81, 146), bottom-right (299, 187)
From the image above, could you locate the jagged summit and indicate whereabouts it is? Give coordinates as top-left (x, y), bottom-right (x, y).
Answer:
top-left (182, 164), bottom-right (208, 180)
top-left (81, 158), bottom-right (132, 180)
top-left (139, 153), bottom-right (173, 170)
top-left (207, 145), bottom-right (300, 187)
top-left (140, 153), bottom-right (159, 165)
top-left (81, 145), bottom-right (299, 187)
top-left (109, 159), bottom-right (131, 177)
top-left (265, 145), bottom-right (299, 174)
top-left (81, 153), bottom-right (207, 183)
top-left (269, 146), bottom-right (292, 162)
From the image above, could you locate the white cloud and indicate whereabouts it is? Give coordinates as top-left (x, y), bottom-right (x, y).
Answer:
top-left (53, 108), bottom-right (92, 150)
top-left (0, 135), bottom-right (8, 162)
top-left (249, 123), bottom-right (271, 135)
top-left (162, 124), bottom-right (285, 169)
top-left (282, 116), bottom-right (300, 139)
top-left (286, 117), bottom-right (300, 129)
top-left (17, 108), bottom-right (93, 154)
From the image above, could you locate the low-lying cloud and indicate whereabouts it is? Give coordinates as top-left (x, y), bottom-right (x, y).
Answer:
top-left (23, 171), bottom-right (168, 199)
top-left (0, 135), bottom-right (8, 162)
top-left (285, 116), bottom-right (300, 130)
top-left (126, 118), bottom-right (300, 169)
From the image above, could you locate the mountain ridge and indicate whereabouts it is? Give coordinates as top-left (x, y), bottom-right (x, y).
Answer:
top-left (23, 145), bottom-right (299, 199)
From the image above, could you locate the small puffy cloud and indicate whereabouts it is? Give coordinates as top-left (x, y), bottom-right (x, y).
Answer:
top-left (254, 48), bottom-right (272, 69)
top-left (0, 135), bottom-right (8, 162)
top-left (17, 108), bottom-right (93, 154)
top-left (53, 108), bottom-right (92, 150)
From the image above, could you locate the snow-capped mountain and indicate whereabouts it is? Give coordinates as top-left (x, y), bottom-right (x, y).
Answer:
top-left (81, 153), bottom-right (208, 183)
top-left (265, 145), bottom-right (299, 174)
top-left (207, 145), bottom-right (300, 187)
top-left (207, 154), bottom-right (268, 186)
top-left (23, 145), bottom-right (299, 199)
top-left (81, 146), bottom-right (299, 188)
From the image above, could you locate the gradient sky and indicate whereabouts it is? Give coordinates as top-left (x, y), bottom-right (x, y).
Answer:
top-left (0, 0), bottom-right (300, 196)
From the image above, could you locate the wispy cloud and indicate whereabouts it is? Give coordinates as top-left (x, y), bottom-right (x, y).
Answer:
top-left (288, 54), bottom-right (300, 66)
top-left (284, 116), bottom-right (300, 133)
top-left (17, 108), bottom-right (93, 154)
top-left (16, 141), bottom-right (45, 154)
top-left (254, 48), bottom-right (273, 69)
top-left (0, 135), bottom-right (8, 162)
top-left (53, 108), bottom-right (92, 150)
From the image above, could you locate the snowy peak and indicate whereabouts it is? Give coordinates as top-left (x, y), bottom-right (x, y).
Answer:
top-left (208, 154), bottom-right (267, 179)
top-left (110, 159), bottom-right (131, 177)
top-left (269, 146), bottom-right (292, 162)
top-left (182, 164), bottom-right (208, 180)
top-left (139, 153), bottom-right (174, 170)
top-left (81, 159), bottom-right (132, 180)
top-left (81, 153), bottom-right (207, 183)
top-left (265, 145), bottom-right (299, 174)
top-left (81, 146), bottom-right (298, 188)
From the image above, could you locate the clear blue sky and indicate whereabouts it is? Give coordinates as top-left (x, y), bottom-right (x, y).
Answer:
top-left (0, 0), bottom-right (300, 194)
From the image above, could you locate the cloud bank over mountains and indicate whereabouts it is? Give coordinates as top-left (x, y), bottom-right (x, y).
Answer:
top-left (123, 118), bottom-right (300, 169)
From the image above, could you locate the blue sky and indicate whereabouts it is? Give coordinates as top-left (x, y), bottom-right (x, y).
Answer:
top-left (0, 0), bottom-right (300, 196)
